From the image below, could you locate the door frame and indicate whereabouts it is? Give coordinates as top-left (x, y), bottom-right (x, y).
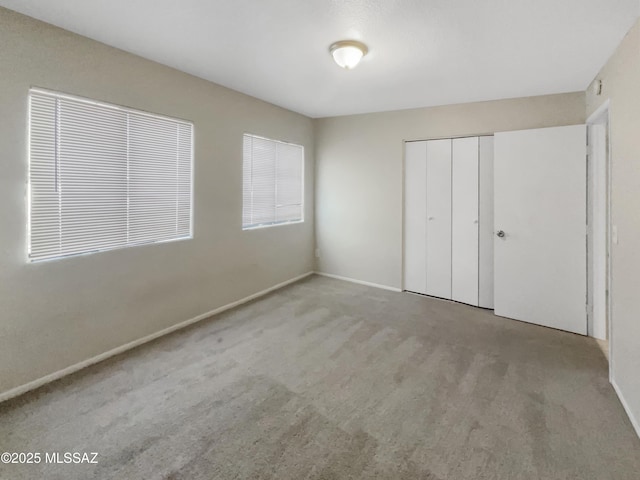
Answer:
top-left (586, 100), bottom-right (613, 374)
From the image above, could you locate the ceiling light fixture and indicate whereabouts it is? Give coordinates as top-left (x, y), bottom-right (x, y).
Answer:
top-left (329, 40), bottom-right (368, 70)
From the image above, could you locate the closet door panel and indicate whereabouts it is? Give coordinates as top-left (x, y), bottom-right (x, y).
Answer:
top-left (425, 139), bottom-right (452, 299)
top-left (452, 137), bottom-right (479, 305)
top-left (478, 136), bottom-right (495, 308)
top-left (404, 141), bottom-right (427, 294)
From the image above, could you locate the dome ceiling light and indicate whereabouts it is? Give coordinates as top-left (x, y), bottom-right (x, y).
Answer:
top-left (329, 40), bottom-right (368, 70)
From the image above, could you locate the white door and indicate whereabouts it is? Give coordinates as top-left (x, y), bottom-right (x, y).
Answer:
top-left (426, 139), bottom-right (452, 299)
top-left (451, 137), bottom-right (479, 305)
top-left (478, 136), bottom-right (495, 309)
top-left (404, 141), bottom-right (427, 294)
top-left (494, 125), bottom-right (587, 334)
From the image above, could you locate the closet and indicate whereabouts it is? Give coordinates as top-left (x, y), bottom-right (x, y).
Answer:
top-left (404, 136), bottom-right (494, 308)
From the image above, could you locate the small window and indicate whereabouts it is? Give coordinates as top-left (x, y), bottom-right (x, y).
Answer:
top-left (242, 134), bottom-right (304, 229)
top-left (28, 88), bottom-right (193, 261)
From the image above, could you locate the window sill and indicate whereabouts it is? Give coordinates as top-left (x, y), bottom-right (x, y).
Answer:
top-left (242, 220), bottom-right (304, 231)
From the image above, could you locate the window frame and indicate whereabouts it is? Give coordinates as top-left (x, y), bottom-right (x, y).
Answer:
top-left (27, 87), bottom-right (195, 263)
top-left (242, 133), bottom-right (305, 231)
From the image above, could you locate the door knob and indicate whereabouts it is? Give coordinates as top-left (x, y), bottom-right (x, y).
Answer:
top-left (496, 230), bottom-right (505, 238)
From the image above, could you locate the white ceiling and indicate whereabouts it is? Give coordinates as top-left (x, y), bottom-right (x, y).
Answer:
top-left (1, 0), bottom-right (638, 117)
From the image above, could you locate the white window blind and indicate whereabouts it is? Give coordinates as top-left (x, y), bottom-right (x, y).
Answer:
top-left (242, 134), bottom-right (304, 229)
top-left (28, 88), bottom-right (193, 261)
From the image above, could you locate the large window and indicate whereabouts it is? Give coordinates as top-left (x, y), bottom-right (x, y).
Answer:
top-left (28, 88), bottom-right (193, 261)
top-left (242, 134), bottom-right (304, 229)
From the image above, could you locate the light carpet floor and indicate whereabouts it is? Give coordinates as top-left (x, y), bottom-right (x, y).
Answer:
top-left (1, 275), bottom-right (639, 479)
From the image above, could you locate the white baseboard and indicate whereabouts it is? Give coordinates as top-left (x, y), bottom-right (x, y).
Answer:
top-left (612, 378), bottom-right (640, 439)
top-left (0, 271), bottom-right (314, 404)
top-left (314, 271), bottom-right (402, 292)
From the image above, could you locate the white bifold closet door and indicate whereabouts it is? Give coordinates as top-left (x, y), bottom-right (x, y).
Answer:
top-left (425, 139), bottom-right (452, 299)
top-left (403, 139), bottom-right (452, 297)
top-left (404, 136), bottom-right (493, 307)
top-left (404, 141), bottom-right (428, 294)
top-left (451, 137), bottom-right (479, 305)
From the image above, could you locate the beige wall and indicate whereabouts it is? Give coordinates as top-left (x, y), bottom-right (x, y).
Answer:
top-left (586, 18), bottom-right (640, 432)
top-left (0, 8), bottom-right (314, 394)
top-left (314, 92), bottom-right (586, 289)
